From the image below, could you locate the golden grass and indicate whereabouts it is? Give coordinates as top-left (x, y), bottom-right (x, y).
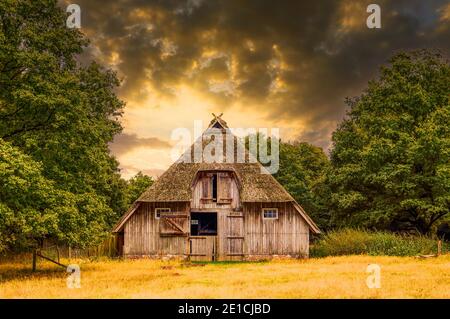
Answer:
top-left (0, 255), bottom-right (449, 299)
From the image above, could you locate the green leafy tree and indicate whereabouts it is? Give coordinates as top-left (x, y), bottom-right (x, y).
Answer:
top-left (274, 141), bottom-right (331, 230)
top-left (126, 172), bottom-right (154, 204)
top-left (328, 50), bottom-right (450, 234)
top-left (0, 0), bottom-right (126, 250)
top-left (0, 139), bottom-right (111, 252)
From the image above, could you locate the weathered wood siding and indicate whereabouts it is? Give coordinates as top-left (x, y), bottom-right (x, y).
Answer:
top-left (189, 236), bottom-right (217, 261)
top-left (123, 201), bottom-right (310, 258)
top-left (243, 202), bottom-right (309, 257)
top-left (123, 202), bottom-right (189, 256)
top-left (224, 211), bottom-right (245, 260)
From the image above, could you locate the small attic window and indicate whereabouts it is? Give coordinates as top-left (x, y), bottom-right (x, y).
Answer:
top-left (155, 208), bottom-right (171, 219)
top-left (262, 208), bottom-right (278, 219)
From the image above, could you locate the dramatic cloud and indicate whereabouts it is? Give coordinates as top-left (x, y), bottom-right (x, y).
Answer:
top-left (109, 133), bottom-right (171, 157)
top-left (109, 133), bottom-right (171, 178)
top-left (60, 0), bottom-right (450, 177)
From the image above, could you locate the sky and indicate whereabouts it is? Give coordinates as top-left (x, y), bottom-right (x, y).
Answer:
top-left (61, 0), bottom-right (450, 179)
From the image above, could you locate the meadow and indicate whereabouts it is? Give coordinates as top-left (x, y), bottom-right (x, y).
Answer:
top-left (0, 254), bottom-right (449, 299)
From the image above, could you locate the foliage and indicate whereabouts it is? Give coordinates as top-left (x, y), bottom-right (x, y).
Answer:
top-left (310, 228), bottom-right (446, 257)
top-left (126, 172), bottom-right (153, 204)
top-left (328, 50), bottom-right (450, 234)
top-left (274, 141), bottom-right (331, 230)
top-left (0, 0), bottom-right (129, 250)
top-left (0, 139), bottom-right (111, 252)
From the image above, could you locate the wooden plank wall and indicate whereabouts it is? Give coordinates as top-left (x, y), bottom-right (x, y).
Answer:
top-left (123, 202), bottom-right (189, 256)
top-left (243, 202), bottom-right (309, 257)
top-left (123, 201), bottom-right (310, 258)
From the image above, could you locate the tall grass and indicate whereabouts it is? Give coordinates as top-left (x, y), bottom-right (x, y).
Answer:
top-left (2, 256), bottom-right (450, 298)
top-left (311, 229), bottom-right (447, 257)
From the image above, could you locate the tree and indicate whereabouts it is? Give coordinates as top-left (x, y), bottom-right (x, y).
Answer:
top-left (0, 0), bottom-right (126, 250)
top-left (328, 50), bottom-right (450, 234)
top-left (0, 139), bottom-right (111, 252)
top-left (274, 141), bottom-right (331, 230)
top-left (126, 172), bottom-right (154, 204)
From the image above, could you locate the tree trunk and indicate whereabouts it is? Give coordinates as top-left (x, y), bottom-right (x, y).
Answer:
top-left (32, 249), bottom-right (37, 272)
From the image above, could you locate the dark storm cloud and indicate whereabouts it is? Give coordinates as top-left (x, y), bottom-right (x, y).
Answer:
top-left (109, 133), bottom-right (171, 156)
top-left (63, 0), bottom-right (450, 149)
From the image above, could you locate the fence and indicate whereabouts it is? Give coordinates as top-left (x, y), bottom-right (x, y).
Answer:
top-left (41, 235), bottom-right (120, 260)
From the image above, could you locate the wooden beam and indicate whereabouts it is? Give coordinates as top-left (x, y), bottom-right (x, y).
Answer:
top-left (36, 252), bottom-right (68, 269)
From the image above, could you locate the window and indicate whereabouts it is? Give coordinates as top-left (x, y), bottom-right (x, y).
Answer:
top-left (262, 208), bottom-right (278, 219)
top-left (155, 208), bottom-right (171, 219)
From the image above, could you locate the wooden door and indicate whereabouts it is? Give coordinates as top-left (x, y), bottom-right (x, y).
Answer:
top-left (188, 236), bottom-right (217, 261)
top-left (226, 213), bottom-right (244, 260)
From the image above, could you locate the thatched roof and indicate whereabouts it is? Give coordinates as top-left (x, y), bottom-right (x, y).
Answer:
top-left (138, 114), bottom-right (293, 203)
top-left (138, 161), bottom-right (294, 202)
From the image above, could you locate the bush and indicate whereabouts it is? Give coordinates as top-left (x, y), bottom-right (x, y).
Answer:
top-left (310, 229), bottom-right (447, 257)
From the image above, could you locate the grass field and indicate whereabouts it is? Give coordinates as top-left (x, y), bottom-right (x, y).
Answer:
top-left (0, 255), bottom-right (449, 298)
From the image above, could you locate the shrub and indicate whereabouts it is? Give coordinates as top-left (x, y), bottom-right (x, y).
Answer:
top-left (310, 228), bottom-right (447, 257)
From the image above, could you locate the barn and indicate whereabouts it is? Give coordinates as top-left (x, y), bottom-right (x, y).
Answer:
top-left (112, 115), bottom-right (320, 260)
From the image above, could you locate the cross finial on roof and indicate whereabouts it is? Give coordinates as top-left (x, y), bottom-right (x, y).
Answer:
top-left (209, 113), bottom-right (228, 128)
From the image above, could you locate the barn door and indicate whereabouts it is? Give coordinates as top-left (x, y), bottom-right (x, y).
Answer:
top-left (226, 212), bottom-right (244, 260)
top-left (188, 236), bottom-right (217, 261)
